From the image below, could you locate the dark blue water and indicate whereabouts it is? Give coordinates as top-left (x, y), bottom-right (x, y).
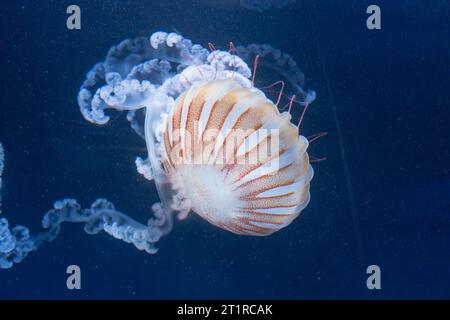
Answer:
top-left (0, 0), bottom-right (449, 299)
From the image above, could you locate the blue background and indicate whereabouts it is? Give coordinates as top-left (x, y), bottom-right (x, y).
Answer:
top-left (0, 0), bottom-right (449, 299)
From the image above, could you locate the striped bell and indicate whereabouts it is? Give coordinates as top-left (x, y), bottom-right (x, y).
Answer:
top-left (162, 79), bottom-right (313, 236)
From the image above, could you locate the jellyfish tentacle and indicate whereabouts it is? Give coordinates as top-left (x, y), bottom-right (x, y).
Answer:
top-left (143, 101), bottom-right (179, 228)
top-left (78, 31), bottom-right (208, 128)
top-left (0, 197), bottom-right (174, 269)
top-left (237, 43), bottom-right (316, 105)
top-left (135, 156), bottom-right (153, 181)
top-left (0, 142), bottom-right (173, 269)
top-left (45, 198), bottom-right (165, 254)
top-left (150, 31), bottom-right (209, 67)
top-left (126, 59), bottom-right (172, 83)
top-left (0, 218), bottom-right (39, 269)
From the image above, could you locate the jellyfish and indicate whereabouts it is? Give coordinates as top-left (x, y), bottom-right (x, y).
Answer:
top-left (0, 31), bottom-right (318, 268)
top-left (240, 0), bottom-right (296, 12)
top-left (236, 43), bottom-right (316, 103)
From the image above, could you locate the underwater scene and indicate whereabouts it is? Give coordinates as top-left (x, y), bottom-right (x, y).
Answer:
top-left (0, 0), bottom-right (449, 299)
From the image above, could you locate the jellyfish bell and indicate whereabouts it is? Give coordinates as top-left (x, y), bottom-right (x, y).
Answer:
top-left (160, 79), bottom-right (313, 235)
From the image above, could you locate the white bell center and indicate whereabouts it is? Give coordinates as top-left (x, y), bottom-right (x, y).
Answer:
top-left (175, 165), bottom-right (241, 224)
